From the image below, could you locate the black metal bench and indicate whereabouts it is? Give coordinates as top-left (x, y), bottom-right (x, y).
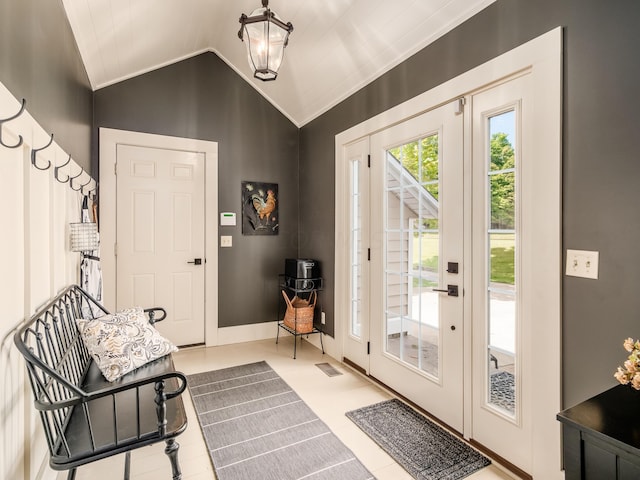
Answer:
top-left (14, 285), bottom-right (188, 480)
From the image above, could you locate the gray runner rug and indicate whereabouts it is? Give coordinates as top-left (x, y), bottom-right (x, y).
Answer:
top-left (188, 361), bottom-right (375, 480)
top-left (346, 399), bottom-right (490, 480)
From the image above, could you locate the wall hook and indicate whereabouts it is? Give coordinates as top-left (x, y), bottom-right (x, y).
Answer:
top-left (31, 133), bottom-right (54, 170)
top-left (68, 167), bottom-right (84, 191)
top-left (70, 169), bottom-right (86, 191)
top-left (80, 179), bottom-right (94, 195)
top-left (87, 182), bottom-right (98, 200)
top-left (0, 98), bottom-right (26, 149)
top-left (69, 167), bottom-right (83, 181)
top-left (75, 178), bottom-right (92, 193)
top-left (54, 154), bottom-right (72, 183)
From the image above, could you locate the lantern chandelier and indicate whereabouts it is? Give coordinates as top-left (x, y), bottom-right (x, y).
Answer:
top-left (238, 0), bottom-right (294, 81)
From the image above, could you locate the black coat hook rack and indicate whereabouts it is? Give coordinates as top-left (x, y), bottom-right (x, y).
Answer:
top-left (54, 155), bottom-right (72, 183)
top-left (31, 133), bottom-right (54, 170)
top-left (0, 98), bottom-right (26, 149)
top-left (1, 97), bottom-right (98, 197)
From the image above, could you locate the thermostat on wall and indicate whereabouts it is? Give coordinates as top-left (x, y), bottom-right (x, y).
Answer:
top-left (220, 212), bottom-right (236, 226)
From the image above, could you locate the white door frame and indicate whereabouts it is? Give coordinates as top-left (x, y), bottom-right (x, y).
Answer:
top-left (100, 128), bottom-right (219, 346)
top-left (335, 28), bottom-right (562, 479)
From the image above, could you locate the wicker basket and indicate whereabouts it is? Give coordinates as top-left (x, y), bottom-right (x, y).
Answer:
top-left (282, 290), bottom-right (316, 333)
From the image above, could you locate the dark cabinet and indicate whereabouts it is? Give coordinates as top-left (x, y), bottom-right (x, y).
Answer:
top-left (557, 385), bottom-right (640, 480)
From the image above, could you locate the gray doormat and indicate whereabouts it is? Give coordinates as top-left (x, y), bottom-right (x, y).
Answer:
top-left (346, 399), bottom-right (490, 480)
top-left (188, 361), bottom-right (374, 480)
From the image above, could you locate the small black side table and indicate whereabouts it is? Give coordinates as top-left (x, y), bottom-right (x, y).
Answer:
top-left (557, 384), bottom-right (640, 479)
top-left (276, 274), bottom-right (324, 359)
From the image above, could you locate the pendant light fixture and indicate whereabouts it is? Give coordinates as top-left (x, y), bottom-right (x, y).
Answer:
top-left (238, 0), bottom-right (293, 81)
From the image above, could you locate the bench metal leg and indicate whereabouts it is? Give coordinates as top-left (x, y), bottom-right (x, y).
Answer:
top-left (66, 468), bottom-right (77, 480)
top-left (165, 438), bottom-right (182, 480)
top-left (124, 451), bottom-right (131, 480)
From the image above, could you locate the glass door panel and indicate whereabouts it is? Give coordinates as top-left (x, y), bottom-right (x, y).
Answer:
top-left (385, 136), bottom-right (441, 378)
top-left (350, 159), bottom-right (363, 338)
top-left (486, 111), bottom-right (517, 417)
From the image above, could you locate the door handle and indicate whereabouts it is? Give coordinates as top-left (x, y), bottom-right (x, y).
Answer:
top-left (432, 285), bottom-right (459, 297)
top-left (187, 258), bottom-right (202, 265)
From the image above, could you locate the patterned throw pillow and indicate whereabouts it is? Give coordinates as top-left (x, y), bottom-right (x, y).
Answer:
top-left (77, 310), bottom-right (178, 382)
top-left (109, 306), bottom-right (146, 320)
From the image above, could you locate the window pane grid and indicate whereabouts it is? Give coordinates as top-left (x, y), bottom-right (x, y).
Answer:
top-left (488, 167), bottom-right (515, 176)
top-left (385, 133), bottom-right (440, 378)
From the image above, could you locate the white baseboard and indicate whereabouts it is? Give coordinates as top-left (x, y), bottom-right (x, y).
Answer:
top-left (213, 322), bottom-right (279, 345)
top-left (212, 323), bottom-right (341, 362)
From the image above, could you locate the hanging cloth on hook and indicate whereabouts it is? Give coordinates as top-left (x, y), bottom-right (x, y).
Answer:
top-left (80, 195), bottom-right (103, 314)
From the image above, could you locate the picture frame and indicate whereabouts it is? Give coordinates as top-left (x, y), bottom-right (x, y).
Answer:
top-left (241, 181), bottom-right (279, 235)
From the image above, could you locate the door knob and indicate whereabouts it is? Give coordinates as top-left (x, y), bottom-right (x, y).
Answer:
top-left (432, 285), bottom-right (459, 297)
top-left (187, 258), bottom-right (202, 265)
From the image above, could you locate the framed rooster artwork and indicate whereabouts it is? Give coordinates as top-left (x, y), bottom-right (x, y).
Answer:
top-left (241, 181), bottom-right (279, 235)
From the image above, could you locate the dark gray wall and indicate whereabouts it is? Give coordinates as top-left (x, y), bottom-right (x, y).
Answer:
top-left (94, 53), bottom-right (299, 328)
top-left (300, 0), bottom-right (640, 408)
top-left (0, 0), bottom-right (92, 169)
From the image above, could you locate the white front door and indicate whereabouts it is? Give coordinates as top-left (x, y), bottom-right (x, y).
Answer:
top-left (369, 101), bottom-right (464, 432)
top-left (116, 144), bottom-right (206, 346)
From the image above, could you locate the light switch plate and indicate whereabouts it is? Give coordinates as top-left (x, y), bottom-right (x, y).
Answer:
top-left (220, 235), bottom-right (232, 247)
top-left (566, 249), bottom-right (599, 279)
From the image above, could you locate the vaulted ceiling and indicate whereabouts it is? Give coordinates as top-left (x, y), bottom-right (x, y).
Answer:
top-left (62, 0), bottom-right (494, 127)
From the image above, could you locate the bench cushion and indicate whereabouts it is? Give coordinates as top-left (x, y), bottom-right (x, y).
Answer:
top-left (77, 311), bottom-right (177, 381)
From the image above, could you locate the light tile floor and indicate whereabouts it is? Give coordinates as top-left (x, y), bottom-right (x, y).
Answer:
top-left (63, 337), bottom-right (519, 480)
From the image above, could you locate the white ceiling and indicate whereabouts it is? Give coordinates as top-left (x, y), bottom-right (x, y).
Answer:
top-left (62, 0), bottom-right (494, 127)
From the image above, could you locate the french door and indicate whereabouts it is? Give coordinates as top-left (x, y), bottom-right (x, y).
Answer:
top-left (339, 29), bottom-right (561, 479)
top-left (345, 101), bottom-right (465, 431)
top-left (344, 75), bottom-right (544, 474)
top-left (344, 84), bottom-right (532, 460)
